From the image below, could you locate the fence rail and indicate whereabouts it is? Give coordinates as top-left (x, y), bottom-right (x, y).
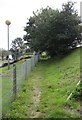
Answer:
top-left (2, 54), bottom-right (40, 115)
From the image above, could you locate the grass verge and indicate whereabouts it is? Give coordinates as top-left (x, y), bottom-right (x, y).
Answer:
top-left (3, 48), bottom-right (80, 118)
top-left (1, 58), bottom-right (31, 116)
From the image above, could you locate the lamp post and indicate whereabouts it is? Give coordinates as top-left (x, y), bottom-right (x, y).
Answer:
top-left (5, 20), bottom-right (11, 70)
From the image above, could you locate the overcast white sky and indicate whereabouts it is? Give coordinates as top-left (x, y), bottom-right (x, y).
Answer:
top-left (0, 0), bottom-right (81, 50)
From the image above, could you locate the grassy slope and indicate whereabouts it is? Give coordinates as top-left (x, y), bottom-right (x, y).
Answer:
top-left (39, 48), bottom-right (80, 118)
top-left (4, 48), bottom-right (80, 118)
top-left (1, 59), bottom-right (31, 114)
top-left (0, 72), bottom-right (2, 119)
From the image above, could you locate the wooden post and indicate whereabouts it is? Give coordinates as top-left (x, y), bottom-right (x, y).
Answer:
top-left (13, 64), bottom-right (17, 99)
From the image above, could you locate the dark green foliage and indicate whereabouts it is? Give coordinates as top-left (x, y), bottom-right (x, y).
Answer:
top-left (24, 2), bottom-right (81, 57)
top-left (0, 49), bottom-right (8, 60)
top-left (72, 85), bottom-right (81, 101)
top-left (10, 37), bottom-right (27, 60)
top-left (72, 83), bottom-right (82, 101)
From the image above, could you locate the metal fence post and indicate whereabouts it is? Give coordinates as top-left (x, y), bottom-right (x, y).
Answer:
top-left (31, 57), bottom-right (33, 71)
top-left (13, 64), bottom-right (17, 99)
top-left (25, 60), bottom-right (27, 80)
top-left (34, 55), bottom-right (35, 66)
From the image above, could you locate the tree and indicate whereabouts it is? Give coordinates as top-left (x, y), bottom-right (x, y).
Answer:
top-left (0, 49), bottom-right (8, 60)
top-left (24, 7), bottom-right (60, 54)
top-left (24, 2), bottom-right (81, 57)
top-left (10, 37), bottom-right (27, 60)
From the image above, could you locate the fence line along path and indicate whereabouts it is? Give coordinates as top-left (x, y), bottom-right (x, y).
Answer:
top-left (2, 54), bottom-right (40, 115)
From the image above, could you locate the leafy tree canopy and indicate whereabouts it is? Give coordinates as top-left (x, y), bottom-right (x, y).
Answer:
top-left (10, 37), bottom-right (27, 59)
top-left (0, 49), bottom-right (8, 60)
top-left (24, 2), bottom-right (81, 57)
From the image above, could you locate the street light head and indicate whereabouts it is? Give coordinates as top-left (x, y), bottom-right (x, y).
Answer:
top-left (5, 20), bottom-right (11, 25)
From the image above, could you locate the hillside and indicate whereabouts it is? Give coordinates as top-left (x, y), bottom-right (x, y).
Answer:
top-left (4, 48), bottom-right (80, 118)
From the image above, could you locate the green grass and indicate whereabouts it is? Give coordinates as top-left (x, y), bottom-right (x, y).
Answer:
top-left (2, 75), bottom-right (13, 113)
top-left (0, 76), bottom-right (2, 119)
top-left (3, 48), bottom-right (80, 118)
top-left (1, 58), bottom-right (31, 115)
top-left (0, 60), bottom-right (7, 62)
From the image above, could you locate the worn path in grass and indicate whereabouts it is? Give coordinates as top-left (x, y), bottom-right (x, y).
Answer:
top-left (29, 75), bottom-right (41, 118)
top-left (28, 64), bottom-right (45, 118)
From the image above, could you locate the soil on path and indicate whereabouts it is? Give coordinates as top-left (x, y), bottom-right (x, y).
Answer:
top-left (29, 76), bottom-right (42, 118)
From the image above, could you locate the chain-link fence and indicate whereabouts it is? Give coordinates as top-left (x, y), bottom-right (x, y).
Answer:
top-left (2, 68), bottom-right (13, 114)
top-left (2, 54), bottom-right (40, 116)
top-left (0, 68), bottom-right (2, 119)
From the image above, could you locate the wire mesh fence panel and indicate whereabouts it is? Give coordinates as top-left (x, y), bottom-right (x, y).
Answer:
top-left (22, 62), bottom-right (26, 80)
top-left (16, 60), bottom-right (31, 92)
top-left (16, 55), bottom-right (39, 92)
top-left (31, 56), bottom-right (35, 69)
top-left (26, 60), bottom-right (31, 78)
top-left (0, 71), bottom-right (2, 119)
top-left (34, 55), bottom-right (37, 64)
top-left (16, 63), bottom-right (25, 91)
top-left (2, 69), bottom-right (13, 113)
top-left (23, 61), bottom-right (27, 80)
top-left (35, 55), bottom-right (39, 64)
top-left (2, 54), bottom-right (40, 115)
